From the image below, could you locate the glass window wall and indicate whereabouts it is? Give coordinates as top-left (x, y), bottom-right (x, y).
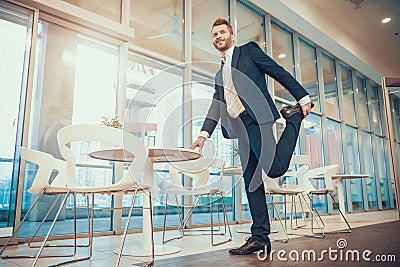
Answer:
top-left (271, 22), bottom-right (295, 102)
top-left (130, 0), bottom-right (183, 61)
top-left (21, 21), bottom-right (119, 237)
top-left (340, 65), bottom-right (356, 125)
top-left (321, 53), bottom-right (339, 119)
top-left (299, 39), bottom-right (320, 112)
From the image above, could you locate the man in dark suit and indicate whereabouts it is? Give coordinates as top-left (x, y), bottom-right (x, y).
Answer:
top-left (190, 18), bottom-right (313, 255)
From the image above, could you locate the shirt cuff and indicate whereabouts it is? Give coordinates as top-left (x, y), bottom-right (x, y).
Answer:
top-left (199, 131), bottom-right (210, 139)
top-left (298, 95), bottom-right (311, 106)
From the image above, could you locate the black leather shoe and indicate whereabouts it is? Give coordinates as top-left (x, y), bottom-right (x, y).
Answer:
top-left (280, 103), bottom-right (314, 120)
top-left (228, 237), bottom-right (271, 255)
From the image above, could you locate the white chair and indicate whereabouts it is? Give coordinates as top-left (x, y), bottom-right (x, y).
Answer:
top-left (0, 147), bottom-right (90, 267)
top-left (57, 124), bottom-right (153, 267)
top-left (263, 155), bottom-right (313, 241)
top-left (162, 158), bottom-right (232, 246)
top-left (300, 164), bottom-right (352, 236)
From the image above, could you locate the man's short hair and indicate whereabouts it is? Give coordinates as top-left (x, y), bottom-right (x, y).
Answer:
top-left (211, 18), bottom-right (233, 34)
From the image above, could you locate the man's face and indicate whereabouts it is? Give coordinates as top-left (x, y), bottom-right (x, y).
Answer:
top-left (211, 24), bottom-right (235, 53)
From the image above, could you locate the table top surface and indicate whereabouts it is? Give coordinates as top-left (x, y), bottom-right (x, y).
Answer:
top-left (313, 174), bottom-right (369, 180)
top-left (89, 147), bottom-right (201, 163)
top-left (332, 174), bottom-right (369, 179)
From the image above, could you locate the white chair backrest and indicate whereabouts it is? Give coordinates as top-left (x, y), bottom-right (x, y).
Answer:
top-left (301, 164), bottom-right (339, 192)
top-left (20, 147), bottom-right (68, 193)
top-left (169, 158), bottom-right (225, 188)
top-left (57, 124), bottom-right (148, 187)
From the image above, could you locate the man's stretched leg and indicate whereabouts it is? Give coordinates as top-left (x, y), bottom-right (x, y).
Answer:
top-left (267, 111), bottom-right (304, 178)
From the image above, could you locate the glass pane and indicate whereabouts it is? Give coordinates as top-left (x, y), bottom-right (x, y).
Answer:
top-left (340, 65), bottom-right (356, 125)
top-left (326, 119), bottom-right (343, 210)
top-left (0, 1), bottom-right (33, 234)
top-left (124, 52), bottom-right (184, 229)
top-left (63, 0), bottom-right (121, 22)
top-left (21, 21), bottom-right (118, 238)
top-left (271, 22), bottom-right (295, 102)
top-left (391, 95), bottom-right (400, 140)
top-left (375, 137), bottom-right (390, 208)
top-left (355, 76), bottom-right (370, 130)
top-left (368, 82), bottom-right (383, 134)
top-left (321, 53), bottom-right (339, 119)
top-left (130, 0), bottom-right (183, 61)
top-left (191, 73), bottom-right (234, 225)
top-left (303, 113), bottom-right (324, 168)
top-left (345, 126), bottom-right (364, 210)
top-left (327, 120), bottom-right (343, 169)
top-left (192, 0), bottom-right (229, 70)
top-left (361, 131), bottom-right (378, 210)
top-left (236, 1), bottom-right (265, 49)
top-left (299, 39), bottom-right (320, 112)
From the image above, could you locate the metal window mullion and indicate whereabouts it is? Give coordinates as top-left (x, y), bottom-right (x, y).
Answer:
top-left (317, 48), bottom-right (332, 214)
top-left (371, 135), bottom-right (383, 210)
top-left (182, 0), bottom-right (193, 227)
top-left (14, 7), bottom-right (39, 244)
top-left (293, 32), bottom-right (306, 154)
top-left (382, 78), bottom-right (400, 215)
top-left (336, 64), bottom-right (351, 213)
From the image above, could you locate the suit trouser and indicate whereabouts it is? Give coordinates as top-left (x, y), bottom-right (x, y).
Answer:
top-left (237, 110), bottom-right (303, 243)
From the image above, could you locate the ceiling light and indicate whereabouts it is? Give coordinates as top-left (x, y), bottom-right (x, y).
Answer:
top-left (382, 17), bottom-right (391, 23)
top-left (277, 53), bottom-right (286, 59)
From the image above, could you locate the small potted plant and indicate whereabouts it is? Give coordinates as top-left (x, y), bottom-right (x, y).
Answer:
top-left (101, 116), bottom-right (123, 129)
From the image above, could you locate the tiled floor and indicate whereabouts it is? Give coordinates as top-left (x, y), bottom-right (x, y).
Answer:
top-left (1, 210), bottom-right (398, 266)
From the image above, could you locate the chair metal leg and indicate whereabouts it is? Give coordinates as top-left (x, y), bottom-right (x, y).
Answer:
top-left (0, 190), bottom-right (45, 258)
top-left (47, 194), bottom-right (95, 267)
top-left (162, 194), bottom-right (184, 244)
top-left (32, 191), bottom-right (71, 267)
top-left (116, 189), bottom-right (138, 267)
top-left (267, 193), bottom-right (289, 243)
top-left (28, 192), bottom-right (90, 250)
top-left (211, 193), bottom-right (232, 246)
top-left (300, 193), bottom-right (325, 238)
top-left (305, 194), bottom-right (325, 228)
top-left (328, 193), bottom-right (352, 233)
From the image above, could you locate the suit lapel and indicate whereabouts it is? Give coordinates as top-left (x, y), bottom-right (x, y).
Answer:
top-left (231, 46), bottom-right (240, 77)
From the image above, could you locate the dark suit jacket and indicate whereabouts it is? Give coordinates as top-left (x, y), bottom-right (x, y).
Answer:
top-left (201, 41), bottom-right (309, 139)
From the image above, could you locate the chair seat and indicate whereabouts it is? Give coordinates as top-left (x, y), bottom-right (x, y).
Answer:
top-left (308, 189), bottom-right (333, 195)
top-left (166, 187), bottom-right (221, 196)
top-left (266, 188), bottom-right (303, 195)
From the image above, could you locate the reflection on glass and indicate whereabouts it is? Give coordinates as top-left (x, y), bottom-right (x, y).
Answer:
top-left (124, 52), bottom-right (184, 228)
top-left (22, 21), bottom-right (118, 237)
top-left (130, 0), bottom-right (183, 61)
top-left (271, 22), bottom-right (295, 102)
top-left (390, 95), bottom-right (400, 140)
top-left (236, 1), bottom-right (265, 48)
top-left (375, 137), bottom-right (390, 208)
top-left (346, 126), bottom-right (364, 210)
top-left (63, 0), bottom-right (121, 22)
top-left (368, 82), bottom-right (383, 134)
top-left (299, 39), bottom-right (320, 112)
top-left (303, 113), bottom-right (323, 168)
top-left (192, 0), bottom-right (228, 67)
top-left (326, 119), bottom-right (343, 209)
top-left (0, 1), bottom-right (33, 232)
top-left (355, 76), bottom-right (370, 130)
top-left (321, 53), bottom-right (339, 119)
top-left (361, 131), bottom-right (378, 210)
top-left (191, 74), bottom-right (234, 224)
top-left (341, 65), bottom-right (356, 125)
top-left (327, 120), bottom-right (343, 170)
